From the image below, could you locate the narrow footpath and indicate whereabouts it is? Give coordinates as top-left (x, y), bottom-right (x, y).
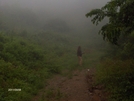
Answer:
top-left (32, 68), bottom-right (108, 101)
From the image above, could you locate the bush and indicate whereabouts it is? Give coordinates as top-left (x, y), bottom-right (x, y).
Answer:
top-left (0, 33), bottom-right (51, 101)
top-left (96, 59), bottom-right (134, 101)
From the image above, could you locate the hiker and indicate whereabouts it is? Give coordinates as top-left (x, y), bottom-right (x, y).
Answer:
top-left (77, 46), bottom-right (82, 66)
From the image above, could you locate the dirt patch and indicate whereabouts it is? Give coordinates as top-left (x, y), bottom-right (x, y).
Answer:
top-left (32, 68), bottom-right (108, 101)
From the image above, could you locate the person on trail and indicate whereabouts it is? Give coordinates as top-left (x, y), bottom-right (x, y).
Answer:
top-left (77, 46), bottom-right (82, 66)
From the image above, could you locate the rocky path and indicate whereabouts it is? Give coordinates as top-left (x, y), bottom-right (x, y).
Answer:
top-left (32, 68), bottom-right (107, 101)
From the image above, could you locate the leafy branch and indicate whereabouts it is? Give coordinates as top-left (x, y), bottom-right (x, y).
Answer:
top-left (86, 0), bottom-right (134, 45)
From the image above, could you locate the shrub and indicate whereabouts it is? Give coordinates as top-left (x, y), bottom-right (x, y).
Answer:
top-left (96, 59), bottom-right (134, 101)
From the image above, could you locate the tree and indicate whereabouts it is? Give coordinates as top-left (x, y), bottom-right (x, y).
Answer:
top-left (86, 0), bottom-right (134, 45)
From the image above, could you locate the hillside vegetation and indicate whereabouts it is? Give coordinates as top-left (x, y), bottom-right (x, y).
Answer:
top-left (0, 18), bottom-right (105, 101)
top-left (3, 0), bottom-right (134, 101)
top-left (86, 0), bottom-right (134, 101)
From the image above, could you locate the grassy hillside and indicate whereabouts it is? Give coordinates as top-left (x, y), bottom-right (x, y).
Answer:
top-left (0, 27), bottom-right (105, 101)
top-left (0, 4), bottom-right (107, 101)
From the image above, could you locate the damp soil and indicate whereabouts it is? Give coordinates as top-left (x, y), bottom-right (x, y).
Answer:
top-left (32, 68), bottom-right (108, 101)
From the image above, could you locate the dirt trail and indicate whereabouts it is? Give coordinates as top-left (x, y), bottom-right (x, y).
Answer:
top-left (32, 68), bottom-right (107, 101)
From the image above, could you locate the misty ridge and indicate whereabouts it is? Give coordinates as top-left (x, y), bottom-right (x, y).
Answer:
top-left (0, 0), bottom-right (134, 101)
top-left (1, 0), bottom-right (134, 101)
top-left (0, 0), bottom-right (109, 34)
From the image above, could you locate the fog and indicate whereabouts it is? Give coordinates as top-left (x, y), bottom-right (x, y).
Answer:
top-left (0, 0), bottom-right (109, 32)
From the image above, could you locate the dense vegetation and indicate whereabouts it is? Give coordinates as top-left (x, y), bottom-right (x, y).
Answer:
top-left (0, 32), bottom-right (58, 101)
top-left (86, 0), bottom-right (134, 101)
top-left (3, 0), bottom-right (134, 101)
top-left (0, 29), bottom-right (105, 101)
top-left (0, 4), bottom-right (106, 100)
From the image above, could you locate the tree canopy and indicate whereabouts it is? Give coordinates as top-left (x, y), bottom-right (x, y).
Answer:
top-left (86, 0), bottom-right (134, 45)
